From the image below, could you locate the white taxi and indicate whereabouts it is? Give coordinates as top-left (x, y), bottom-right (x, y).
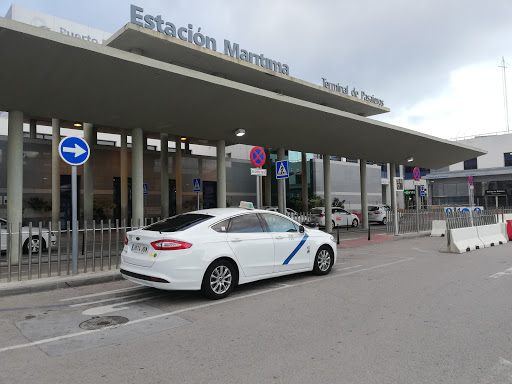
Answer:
top-left (120, 207), bottom-right (336, 299)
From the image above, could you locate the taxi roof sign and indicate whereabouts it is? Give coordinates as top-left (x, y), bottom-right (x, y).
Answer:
top-left (239, 201), bottom-right (254, 209)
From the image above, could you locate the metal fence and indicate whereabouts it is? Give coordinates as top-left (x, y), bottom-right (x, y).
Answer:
top-left (386, 208), bottom-right (446, 235)
top-left (0, 219), bottom-right (151, 284)
top-left (386, 208), bottom-right (512, 235)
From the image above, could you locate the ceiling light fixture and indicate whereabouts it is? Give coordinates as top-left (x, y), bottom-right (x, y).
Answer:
top-left (406, 156), bottom-right (414, 162)
top-left (181, 137), bottom-right (187, 141)
top-left (74, 123), bottom-right (82, 127)
top-left (235, 128), bottom-right (246, 137)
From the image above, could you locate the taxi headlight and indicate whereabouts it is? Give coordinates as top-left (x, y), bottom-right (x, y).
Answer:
top-left (329, 235), bottom-right (335, 242)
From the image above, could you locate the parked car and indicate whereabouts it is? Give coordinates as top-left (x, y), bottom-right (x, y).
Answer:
top-left (307, 207), bottom-right (359, 228)
top-left (368, 205), bottom-right (390, 224)
top-left (0, 218), bottom-right (57, 253)
top-left (120, 207), bottom-right (336, 299)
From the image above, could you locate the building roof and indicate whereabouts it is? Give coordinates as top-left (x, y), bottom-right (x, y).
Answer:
top-left (0, 18), bottom-right (486, 169)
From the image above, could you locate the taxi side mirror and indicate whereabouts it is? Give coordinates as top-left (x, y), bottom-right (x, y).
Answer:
top-left (299, 225), bottom-right (305, 233)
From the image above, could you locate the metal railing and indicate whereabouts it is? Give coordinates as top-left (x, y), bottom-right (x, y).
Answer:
top-left (386, 208), bottom-right (510, 235)
top-left (386, 208), bottom-right (446, 235)
top-left (0, 219), bottom-right (147, 284)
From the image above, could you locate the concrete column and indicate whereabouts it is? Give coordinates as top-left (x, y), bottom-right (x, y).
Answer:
top-left (323, 155), bottom-right (332, 233)
top-left (51, 119), bottom-right (61, 229)
top-left (120, 132), bottom-right (128, 223)
top-left (160, 133), bottom-right (169, 218)
top-left (185, 140), bottom-right (190, 154)
top-left (83, 123), bottom-right (96, 224)
top-left (264, 149), bottom-right (271, 206)
top-left (384, 163), bottom-right (391, 205)
top-left (277, 148), bottom-right (285, 213)
top-left (360, 159), bottom-right (368, 229)
top-left (29, 119), bottom-right (37, 139)
top-left (301, 152), bottom-right (308, 213)
top-left (216, 140), bottom-right (226, 208)
top-left (131, 128), bottom-right (144, 226)
top-left (7, 110), bottom-right (23, 264)
top-left (390, 163), bottom-right (398, 235)
top-left (175, 138), bottom-right (183, 213)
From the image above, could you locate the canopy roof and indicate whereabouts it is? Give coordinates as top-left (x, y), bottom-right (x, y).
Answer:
top-left (0, 19), bottom-right (486, 168)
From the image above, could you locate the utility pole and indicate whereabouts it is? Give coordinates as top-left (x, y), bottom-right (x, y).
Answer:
top-left (499, 57), bottom-right (509, 133)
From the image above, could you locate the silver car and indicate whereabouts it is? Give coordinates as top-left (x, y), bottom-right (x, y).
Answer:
top-left (308, 207), bottom-right (359, 228)
top-left (368, 205), bottom-right (390, 224)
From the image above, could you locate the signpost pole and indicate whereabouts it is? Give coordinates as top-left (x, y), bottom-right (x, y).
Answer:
top-left (256, 176), bottom-right (260, 209)
top-left (71, 165), bottom-right (78, 275)
top-left (197, 192), bottom-right (200, 210)
top-left (416, 185), bottom-right (420, 232)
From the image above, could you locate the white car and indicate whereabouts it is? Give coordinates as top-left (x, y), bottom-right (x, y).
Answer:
top-left (263, 206), bottom-right (298, 219)
top-left (368, 205), bottom-right (390, 225)
top-left (0, 218), bottom-right (57, 253)
top-left (308, 207), bottom-right (359, 228)
top-left (120, 207), bottom-right (336, 299)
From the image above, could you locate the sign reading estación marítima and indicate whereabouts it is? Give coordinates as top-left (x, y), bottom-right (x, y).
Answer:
top-left (130, 5), bottom-right (290, 76)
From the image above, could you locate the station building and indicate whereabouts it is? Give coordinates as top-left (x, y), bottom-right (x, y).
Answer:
top-left (0, 3), bottom-right (484, 239)
top-left (426, 132), bottom-right (512, 208)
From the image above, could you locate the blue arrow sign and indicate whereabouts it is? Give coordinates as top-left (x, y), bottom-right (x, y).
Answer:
top-left (58, 137), bottom-right (90, 166)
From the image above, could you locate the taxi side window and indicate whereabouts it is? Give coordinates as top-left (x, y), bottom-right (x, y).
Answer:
top-left (0, 221), bottom-right (6, 230)
top-left (261, 213), bottom-right (298, 233)
top-left (228, 214), bottom-right (264, 233)
top-left (211, 219), bottom-right (230, 233)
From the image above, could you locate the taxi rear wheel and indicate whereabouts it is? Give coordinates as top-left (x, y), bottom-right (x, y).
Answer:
top-left (352, 219), bottom-right (358, 227)
top-left (201, 259), bottom-right (237, 300)
top-left (313, 246), bottom-right (334, 275)
top-left (23, 236), bottom-right (46, 254)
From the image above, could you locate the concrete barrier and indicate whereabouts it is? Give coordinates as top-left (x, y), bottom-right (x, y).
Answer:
top-left (430, 220), bottom-right (446, 237)
top-left (448, 227), bottom-right (484, 253)
top-left (476, 224), bottom-right (508, 248)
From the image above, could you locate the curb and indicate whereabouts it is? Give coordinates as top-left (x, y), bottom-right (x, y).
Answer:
top-left (0, 270), bottom-right (124, 297)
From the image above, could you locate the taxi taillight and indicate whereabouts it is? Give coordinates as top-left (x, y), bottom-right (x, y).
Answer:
top-left (319, 214), bottom-right (325, 218)
top-left (125, 236), bottom-right (128, 245)
top-left (151, 240), bottom-right (192, 250)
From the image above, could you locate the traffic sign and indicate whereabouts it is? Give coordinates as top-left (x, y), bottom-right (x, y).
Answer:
top-left (250, 147), bottom-right (266, 167)
top-left (193, 178), bottom-right (202, 192)
top-left (276, 160), bottom-right (289, 179)
top-left (469, 175), bottom-right (474, 186)
top-left (143, 183), bottom-right (148, 195)
top-left (251, 168), bottom-right (267, 176)
top-left (412, 167), bottom-right (421, 181)
top-left (58, 137), bottom-right (90, 166)
top-left (420, 190), bottom-right (425, 196)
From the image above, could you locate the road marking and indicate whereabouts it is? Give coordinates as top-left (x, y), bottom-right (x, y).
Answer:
top-left (0, 257), bottom-right (414, 354)
top-left (69, 291), bottom-right (157, 308)
top-left (334, 265), bottom-right (363, 273)
top-left (81, 295), bottom-right (165, 315)
top-left (489, 267), bottom-right (512, 279)
top-left (59, 286), bottom-right (148, 301)
top-left (412, 248), bottom-right (438, 254)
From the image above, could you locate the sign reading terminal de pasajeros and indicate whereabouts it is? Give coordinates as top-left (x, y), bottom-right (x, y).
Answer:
top-left (130, 5), bottom-right (290, 76)
top-left (321, 78), bottom-right (384, 107)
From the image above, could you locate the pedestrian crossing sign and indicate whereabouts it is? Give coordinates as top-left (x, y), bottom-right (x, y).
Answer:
top-left (193, 178), bottom-right (202, 192)
top-left (276, 160), bottom-right (289, 179)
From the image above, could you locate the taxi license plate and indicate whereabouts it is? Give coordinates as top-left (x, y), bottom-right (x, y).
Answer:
top-left (131, 243), bottom-right (148, 254)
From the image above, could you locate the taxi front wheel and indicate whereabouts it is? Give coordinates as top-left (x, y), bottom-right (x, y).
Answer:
top-left (313, 246), bottom-right (334, 275)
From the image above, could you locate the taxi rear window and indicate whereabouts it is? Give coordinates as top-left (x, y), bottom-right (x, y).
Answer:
top-left (311, 209), bottom-right (323, 214)
top-left (145, 214), bottom-right (213, 232)
top-left (368, 206), bottom-right (379, 211)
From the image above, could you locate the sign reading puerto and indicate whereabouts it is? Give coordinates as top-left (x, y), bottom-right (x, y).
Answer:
top-left (250, 146), bottom-right (266, 167)
top-left (413, 167), bottom-right (421, 181)
top-left (58, 137), bottom-right (90, 166)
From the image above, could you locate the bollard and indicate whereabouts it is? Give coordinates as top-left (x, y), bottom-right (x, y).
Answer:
top-left (337, 225), bottom-right (340, 245)
top-left (368, 223), bottom-right (371, 241)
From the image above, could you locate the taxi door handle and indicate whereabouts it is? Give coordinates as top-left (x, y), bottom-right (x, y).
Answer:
top-left (231, 238), bottom-right (243, 243)
top-left (275, 236), bottom-right (285, 240)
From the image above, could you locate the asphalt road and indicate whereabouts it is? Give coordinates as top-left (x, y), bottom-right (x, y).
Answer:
top-left (2, 236), bottom-right (512, 384)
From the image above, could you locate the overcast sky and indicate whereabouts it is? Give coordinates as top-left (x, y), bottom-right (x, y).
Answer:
top-left (2, 0), bottom-right (512, 140)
